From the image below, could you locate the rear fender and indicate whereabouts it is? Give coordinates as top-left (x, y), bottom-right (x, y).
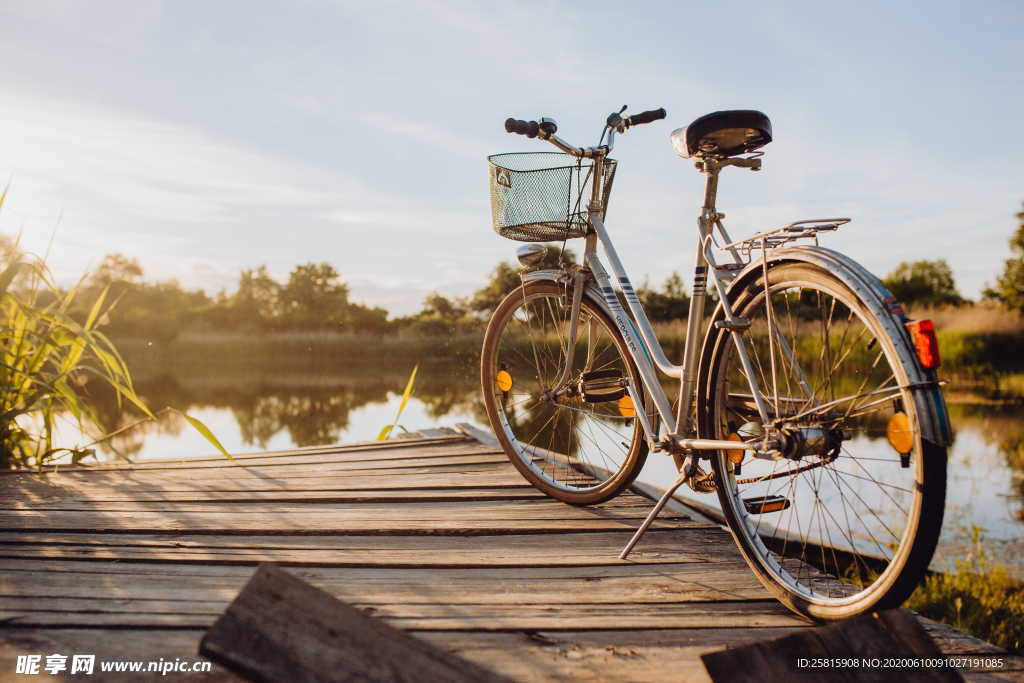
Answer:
top-left (715, 246), bottom-right (950, 447)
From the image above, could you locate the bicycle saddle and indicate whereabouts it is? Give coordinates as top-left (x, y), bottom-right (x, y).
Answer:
top-left (671, 110), bottom-right (772, 158)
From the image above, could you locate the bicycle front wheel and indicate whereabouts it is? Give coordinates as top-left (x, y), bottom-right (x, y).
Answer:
top-left (480, 282), bottom-right (648, 505)
top-left (698, 262), bottom-right (946, 620)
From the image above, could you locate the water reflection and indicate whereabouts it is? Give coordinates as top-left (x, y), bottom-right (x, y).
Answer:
top-left (945, 404), bottom-right (1024, 525)
top-left (84, 362), bottom-right (483, 458)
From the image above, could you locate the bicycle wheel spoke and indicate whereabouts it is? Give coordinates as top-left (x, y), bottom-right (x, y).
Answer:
top-left (483, 284), bottom-right (646, 501)
top-left (702, 262), bottom-right (942, 614)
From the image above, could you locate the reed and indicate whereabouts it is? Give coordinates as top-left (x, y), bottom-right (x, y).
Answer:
top-left (0, 243), bottom-right (227, 469)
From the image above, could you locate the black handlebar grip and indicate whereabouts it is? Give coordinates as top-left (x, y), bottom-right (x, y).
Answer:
top-left (504, 118), bottom-right (540, 138)
top-left (625, 108), bottom-right (666, 127)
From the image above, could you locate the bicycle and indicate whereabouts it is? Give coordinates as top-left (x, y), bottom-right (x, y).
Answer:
top-left (479, 106), bottom-right (951, 620)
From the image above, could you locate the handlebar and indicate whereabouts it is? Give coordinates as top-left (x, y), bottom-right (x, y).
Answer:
top-left (504, 106), bottom-right (666, 156)
top-left (504, 118), bottom-right (557, 139)
top-left (624, 108), bottom-right (666, 127)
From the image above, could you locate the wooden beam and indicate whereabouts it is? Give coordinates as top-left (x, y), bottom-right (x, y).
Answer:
top-left (701, 608), bottom-right (964, 682)
top-left (199, 564), bottom-right (511, 683)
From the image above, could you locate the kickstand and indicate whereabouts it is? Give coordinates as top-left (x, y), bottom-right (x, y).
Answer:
top-left (619, 468), bottom-right (690, 560)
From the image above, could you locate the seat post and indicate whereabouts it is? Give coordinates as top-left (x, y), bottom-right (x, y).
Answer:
top-left (697, 155), bottom-right (722, 219)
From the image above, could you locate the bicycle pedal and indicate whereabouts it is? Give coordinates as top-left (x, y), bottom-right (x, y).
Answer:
top-left (579, 369), bottom-right (626, 402)
top-left (742, 495), bottom-right (790, 515)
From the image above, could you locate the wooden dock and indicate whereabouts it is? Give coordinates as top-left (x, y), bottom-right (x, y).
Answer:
top-left (1, 428), bottom-right (1019, 681)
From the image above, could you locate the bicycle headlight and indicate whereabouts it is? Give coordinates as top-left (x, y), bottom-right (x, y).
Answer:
top-left (516, 243), bottom-right (548, 267)
top-left (670, 127), bottom-right (690, 158)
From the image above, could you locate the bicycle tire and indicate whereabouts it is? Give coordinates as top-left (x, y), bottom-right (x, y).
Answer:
top-left (697, 262), bottom-right (946, 620)
top-left (480, 281), bottom-right (648, 505)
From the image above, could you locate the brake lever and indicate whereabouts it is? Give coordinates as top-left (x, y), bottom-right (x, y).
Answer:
top-left (606, 104), bottom-right (628, 132)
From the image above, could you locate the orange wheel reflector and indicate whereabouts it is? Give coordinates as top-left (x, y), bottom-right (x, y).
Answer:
top-left (495, 370), bottom-right (513, 392)
top-left (617, 395), bottom-right (636, 418)
top-left (726, 432), bottom-right (745, 463)
top-left (887, 412), bottom-right (914, 454)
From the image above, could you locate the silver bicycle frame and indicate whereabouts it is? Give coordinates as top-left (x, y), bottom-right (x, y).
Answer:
top-left (569, 149), bottom-right (769, 455)
top-left (524, 123), bottom-right (949, 560)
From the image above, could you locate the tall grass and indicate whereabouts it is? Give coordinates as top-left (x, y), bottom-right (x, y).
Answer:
top-left (0, 245), bottom-right (227, 469)
top-left (911, 302), bottom-right (1024, 335)
top-left (906, 528), bottom-right (1024, 654)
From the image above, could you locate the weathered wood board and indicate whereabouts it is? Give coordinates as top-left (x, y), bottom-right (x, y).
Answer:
top-left (199, 564), bottom-right (512, 683)
top-left (1, 430), bottom-right (1020, 682)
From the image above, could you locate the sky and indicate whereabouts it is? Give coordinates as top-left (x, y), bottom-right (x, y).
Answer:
top-left (0, 0), bottom-right (1021, 315)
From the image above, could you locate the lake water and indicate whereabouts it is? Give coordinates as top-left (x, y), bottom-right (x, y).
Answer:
top-left (60, 347), bottom-right (1024, 579)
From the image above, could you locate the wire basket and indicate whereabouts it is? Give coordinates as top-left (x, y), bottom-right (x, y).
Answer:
top-left (487, 152), bottom-right (616, 242)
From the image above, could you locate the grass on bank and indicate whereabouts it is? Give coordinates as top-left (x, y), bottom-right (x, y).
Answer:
top-left (906, 528), bottom-right (1024, 654)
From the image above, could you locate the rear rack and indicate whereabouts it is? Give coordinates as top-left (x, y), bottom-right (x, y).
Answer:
top-left (722, 218), bottom-right (851, 258)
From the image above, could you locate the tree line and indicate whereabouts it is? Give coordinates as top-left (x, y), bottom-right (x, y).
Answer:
top-left (7, 201), bottom-right (1023, 341)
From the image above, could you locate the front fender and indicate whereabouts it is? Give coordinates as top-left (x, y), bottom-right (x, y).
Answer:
top-left (520, 269), bottom-right (617, 321)
top-left (717, 246), bottom-right (951, 448)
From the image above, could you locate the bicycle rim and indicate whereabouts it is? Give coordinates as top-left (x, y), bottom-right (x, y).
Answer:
top-left (480, 282), bottom-right (647, 504)
top-left (700, 263), bottom-right (945, 618)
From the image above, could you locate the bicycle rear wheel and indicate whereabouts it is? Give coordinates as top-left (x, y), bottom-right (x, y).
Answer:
top-left (698, 262), bottom-right (946, 620)
top-left (480, 282), bottom-right (648, 505)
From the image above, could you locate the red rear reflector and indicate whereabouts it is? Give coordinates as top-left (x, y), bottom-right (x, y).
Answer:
top-left (905, 319), bottom-right (940, 369)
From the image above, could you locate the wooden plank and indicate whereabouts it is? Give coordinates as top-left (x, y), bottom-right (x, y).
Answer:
top-left (0, 451), bottom-right (509, 487)
top-left (701, 608), bottom-right (963, 682)
top-left (1, 487), bottom-right (546, 507)
top-left (0, 495), bottom-right (684, 516)
top-left (0, 495), bottom-right (690, 518)
top-left (4, 597), bottom-right (803, 630)
top-left (417, 428), bottom-right (459, 437)
top-left (0, 434), bottom-right (476, 474)
top-left (198, 564), bottom-right (512, 683)
top-left (0, 496), bottom-right (707, 535)
top-left (0, 527), bottom-right (731, 567)
top-left (0, 487), bottom-right (672, 510)
top-left (0, 557), bottom-right (769, 604)
top-left (420, 628), bottom-right (807, 683)
top-left (0, 470), bottom-right (533, 499)
top-left (0, 517), bottom-right (691, 535)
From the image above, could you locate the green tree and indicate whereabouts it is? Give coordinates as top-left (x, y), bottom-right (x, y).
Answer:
top-left (422, 292), bottom-right (467, 323)
top-left (68, 254), bottom-right (212, 342)
top-left (470, 247), bottom-right (576, 315)
top-left (79, 253), bottom-right (145, 313)
top-left (345, 303), bottom-right (390, 334)
top-left (279, 263), bottom-right (350, 329)
top-left (638, 271), bottom-right (691, 322)
top-left (231, 265), bottom-right (281, 328)
top-left (90, 253), bottom-right (144, 289)
top-left (883, 259), bottom-right (965, 308)
top-left (0, 234), bottom-right (21, 263)
top-left (104, 280), bottom-right (212, 342)
top-left (984, 203), bottom-right (1024, 311)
